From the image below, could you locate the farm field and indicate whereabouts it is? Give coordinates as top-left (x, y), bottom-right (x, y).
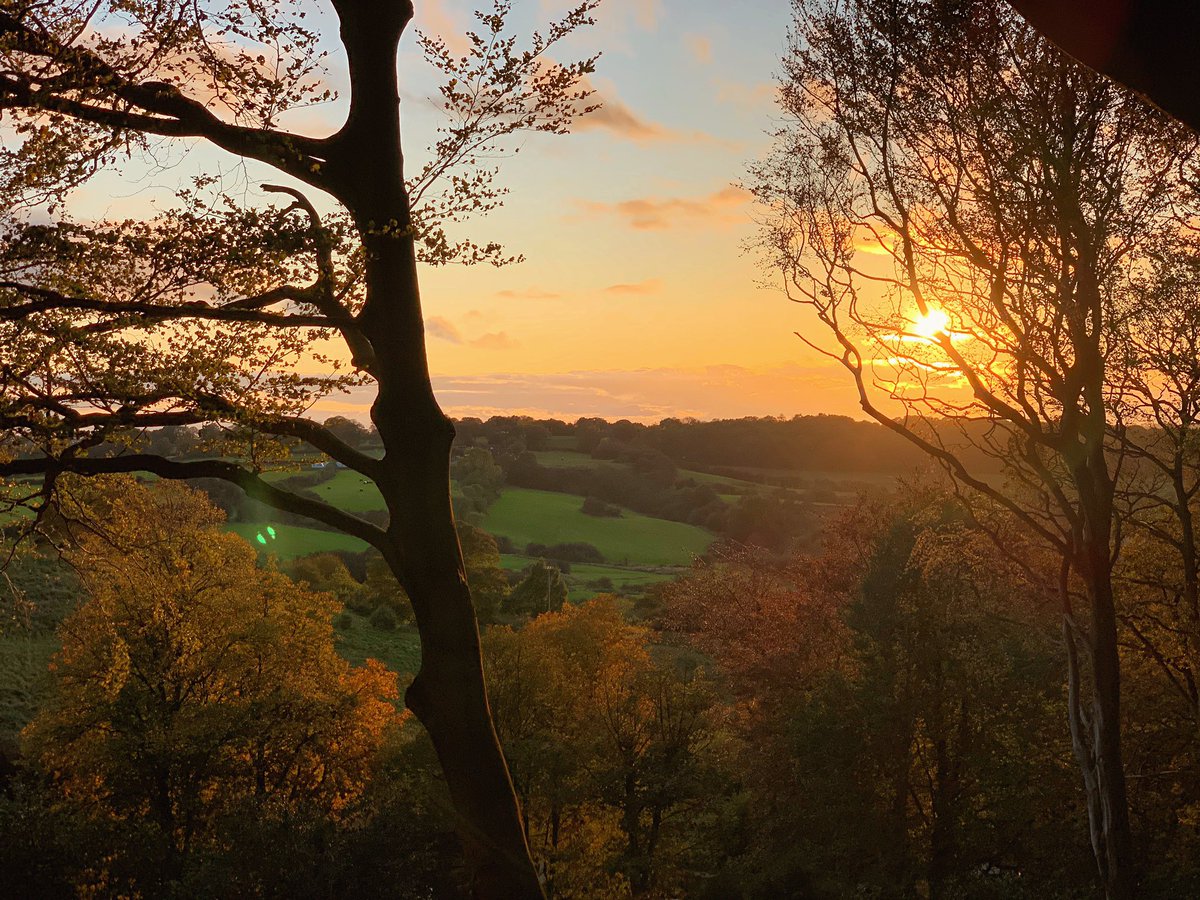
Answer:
top-left (530, 448), bottom-right (809, 496)
top-left (308, 470), bottom-right (386, 512)
top-left (485, 488), bottom-right (711, 566)
top-left (260, 468), bottom-right (386, 513)
top-left (228, 522), bottom-right (367, 558)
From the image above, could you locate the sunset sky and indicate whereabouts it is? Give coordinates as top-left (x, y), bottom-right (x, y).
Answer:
top-left (68, 1), bottom-right (873, 423)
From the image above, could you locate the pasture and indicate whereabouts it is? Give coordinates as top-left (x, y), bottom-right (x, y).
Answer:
top-left (484, 488), bottom-right (711, 566)
top-left (228, 523), bottom-right (367, 558)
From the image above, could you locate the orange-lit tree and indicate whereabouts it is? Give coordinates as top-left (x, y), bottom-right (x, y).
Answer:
top-left (25, 478), bottom-right (401, 887)
top-left (0, 2), bottom-right (601, 894)
top-left (750, 1), bottom-right (1195, 895)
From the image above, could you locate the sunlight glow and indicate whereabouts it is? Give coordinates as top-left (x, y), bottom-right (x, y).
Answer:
top-left (912, 308), bottom-right (951, 340)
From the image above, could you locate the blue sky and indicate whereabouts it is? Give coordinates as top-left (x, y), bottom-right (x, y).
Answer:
top-left (59, 1), bottom-right (876, 422)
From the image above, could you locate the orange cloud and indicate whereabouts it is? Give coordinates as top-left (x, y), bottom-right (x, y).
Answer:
top-left (572, 76), bottom-right (724, 145)
top-left (541, 0), bottom-right (662, 34)
top-left (414, 0), bottom-right (471, 56)
top-left (633, 0), bottom-right (664, 30)
top-left (576, 185), bottom-right (751, 230)
top-left (426, 316), bottom-right (463, 343)
top-left (471, 332), bottom-right (520, 350)
top-left (684, 33), bottom-right (713, 65)
top-left (604, 279), bottom-right (663, 295)
top-left (311, 362), bottom-right (886, 424)
top-left (495, 287), bottom-right (564, 300)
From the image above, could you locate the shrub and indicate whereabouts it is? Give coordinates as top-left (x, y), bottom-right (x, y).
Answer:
top-left (369, 605), bottom-right (398, 631)
top-left (581, 496), bottom-right (622, 518)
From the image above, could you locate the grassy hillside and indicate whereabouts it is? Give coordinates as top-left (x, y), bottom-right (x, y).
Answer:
top-left (485, 488), bottom-right (711, 566)
top-left (309, 470), bottom-right (387, 512)
top-left (0, 633), bottom-right (57, 743)
top-left (333, 615), bottom-right (421, 675)
top-left (228, 522), bottom-right (367, 558)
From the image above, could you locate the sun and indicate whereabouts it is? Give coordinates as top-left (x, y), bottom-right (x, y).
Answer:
top-left (912, 307), bottom-right (951, 339)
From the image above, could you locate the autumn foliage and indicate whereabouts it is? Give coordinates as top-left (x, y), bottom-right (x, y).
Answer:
top-left (23, 479), bottom-right (401, 883)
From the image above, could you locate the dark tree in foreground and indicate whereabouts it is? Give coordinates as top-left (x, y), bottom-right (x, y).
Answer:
top-left (751, 1), bottom-right (1195, 895)
top-left (0, 1), bottom-right (601, 895)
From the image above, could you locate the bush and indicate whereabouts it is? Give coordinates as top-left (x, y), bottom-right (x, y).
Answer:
top-left (333, 611), bottom-right (354, 630)
top-left (274, 466), bottom-right (339, 491)
top-left (581, 496), bottom-right (622, 518)
top-left (507, 561), bottom-right (569, 617)
top-left (287, 554), bottom-right (365, 608)
top-left (327, 549), bottom-right (371, 582)
top-left (368, 605), bottom-right (398, 631)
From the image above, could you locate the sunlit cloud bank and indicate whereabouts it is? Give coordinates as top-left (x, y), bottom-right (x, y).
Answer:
top-left (314, 364), bottom-right (867, 424)
top-left (574, 185), bottom-right (751, 230)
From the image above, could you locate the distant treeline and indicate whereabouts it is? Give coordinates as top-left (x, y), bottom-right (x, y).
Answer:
top-left (453, 414), bottom-right (986, 476)
top-left (4, 413), bottom-right (1002, 477)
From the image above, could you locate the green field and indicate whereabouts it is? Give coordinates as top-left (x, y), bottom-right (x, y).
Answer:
top-left (309, 470), bottom-right (386, 512)
top-left (260, 468), bottom-right (386, 512)
top-left (334, 615), bottom-right (421, 675)
top-left (485, 488), bottom-right (711, 566)
top-left (229, 523), bottom-right (367, 559)
top-left (0, 633), bottom-right (57, 742)
top-left (530, 449), bottom-right (770, 496)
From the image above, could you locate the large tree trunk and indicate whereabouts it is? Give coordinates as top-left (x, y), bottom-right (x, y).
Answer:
top-left (326, 2), bottom-right (542, 896)
top-left (1086, 566), bottom-right (1136, 900)
top-left (1065, 468), bottom-right (1136, 900)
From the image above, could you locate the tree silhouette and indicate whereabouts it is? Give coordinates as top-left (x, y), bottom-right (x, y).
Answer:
top-left (751, 2), bottom-right (1195, 895)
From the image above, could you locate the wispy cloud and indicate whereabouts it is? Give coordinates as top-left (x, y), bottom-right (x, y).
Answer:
top-left (573, 76), bottom-right (725, 146)
top-left (312, 364), bottom-right (871, 424)
top-left (576, 93), bottom-right (670, 142)
top-left (604, 278), bottom-right (663, 295)
top-left (413, 0), bottom-right (471, 56)
top-left (541, 0), bottom-right (662, 34)
top-left (495, 287), bottom-right (564, 300)
top-left (470, 332), bottom-right (520, 351)
top-left (575, 185), bottom-right (751, 231)
top-left (631, 0), bottom-right (664, 30)
top-left (714, 79), bottom-right (779, 110)
top-left (426, 316), bottom-right (463, 344)
top-left (684, 33), bottom-right (713, 65)
top-left (428, 364), bottom-right (864, 421)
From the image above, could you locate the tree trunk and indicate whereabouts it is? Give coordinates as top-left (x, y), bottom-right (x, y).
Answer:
top-left (324, 3), bottom-right (542, 895)
top-left (360, 246), bottom-right (540, 900)
top-left (1064, 512), bottom-right (1135, 900)
top-left (1087, 567), bottom-right (1136, 900)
